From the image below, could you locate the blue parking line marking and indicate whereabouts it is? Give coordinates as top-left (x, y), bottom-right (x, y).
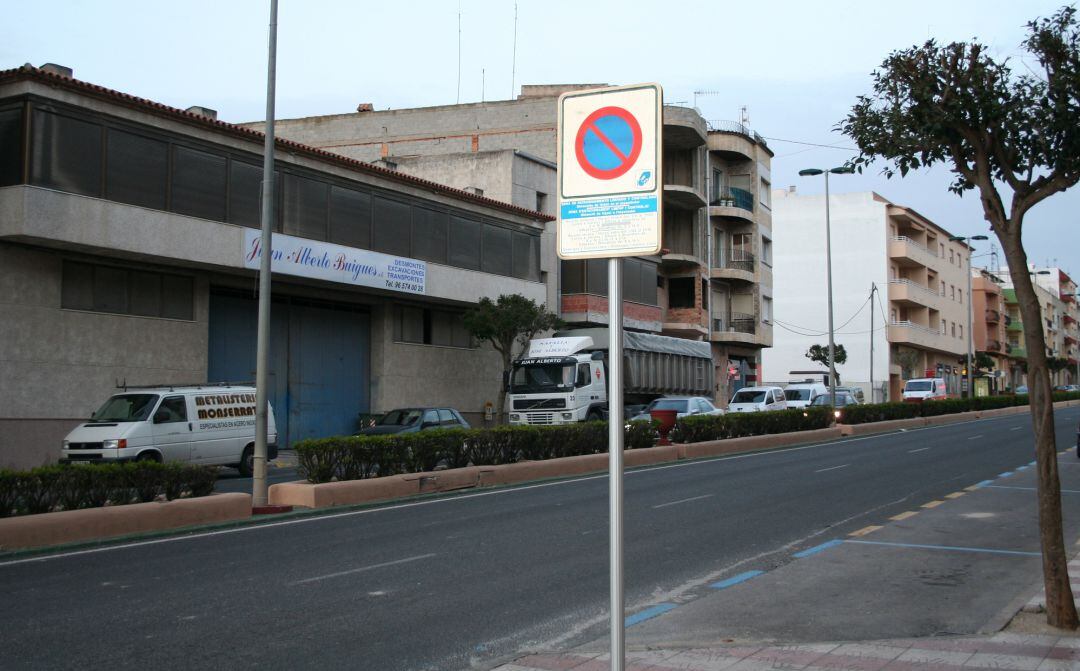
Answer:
top-left (974, 480), bottom-right (994, 488)
top-left (998, 471), bottom-right (1014, 478)
top-left (793, 540), bottom-right (843, 558)
top-left (709, 570), bottom-right (764, 590)
top-left (845, 540), bottom-right (1040, 557)
top-left (1016, 465), bottom-right (1029, 471)
top-left (624, 603), bottom-right (677, 627)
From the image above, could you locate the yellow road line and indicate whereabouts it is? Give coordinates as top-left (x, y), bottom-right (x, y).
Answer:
top-left (921, 500), bottom-right (945, 509)
top-left (890, 511), bottom-right (919, 521)
top-left (849, 525), bottom-right (883, 537)
top-left (945, 492), bottom-right (965, 499)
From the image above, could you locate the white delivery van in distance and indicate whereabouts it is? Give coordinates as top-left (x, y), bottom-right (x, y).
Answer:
top-left (60, 385), bottom-right (277, 476)
top-left (902, 377), bottom-right (948, 402)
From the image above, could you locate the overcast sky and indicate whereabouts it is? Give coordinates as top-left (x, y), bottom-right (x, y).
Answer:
top-left (7, 0), bottom-right (1078, 280)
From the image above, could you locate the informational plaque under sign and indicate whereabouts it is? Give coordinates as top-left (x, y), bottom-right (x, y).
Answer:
top-left (556, 83), bottom-right (663, 259)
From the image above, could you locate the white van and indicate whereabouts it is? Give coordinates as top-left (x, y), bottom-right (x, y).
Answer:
top-left (783, 382), bottom-right (830, 409)
top-left (902, 377), bottom-right (948, 402)
top-left (728, 386), bottom-right (788, 413)
top-left (60, 385), bottom-right (277, 476)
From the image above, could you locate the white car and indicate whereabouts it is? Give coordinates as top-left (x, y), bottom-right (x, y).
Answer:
top-left (629, 396), bottom-right (723, 422)
top-left (728, 386), bottom-right (788, 413)
top-left (782, 382), bottom-right (829, 409)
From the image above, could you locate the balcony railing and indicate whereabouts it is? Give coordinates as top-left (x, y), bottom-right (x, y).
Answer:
top-left (706, 119), bottom-right (768, 148)
top-left (713, 313), bottom-right (757, 334)
top-left (888, 278), bottom-right (937, 296)
top-left (985, 340), bottom-right (1002, 352)
top-left (890, 236), bottom-right (937, 257)
top-left (1006, 319), bottom-right (1024, 332)
top-left (710, 186), bottom-right (754, 212)
top-left (890, 320), bottom-right (941, 335)
top-left (718, 249), bottom-right (755, 273)
top-left (985, 309), bottom-right (1000, 323)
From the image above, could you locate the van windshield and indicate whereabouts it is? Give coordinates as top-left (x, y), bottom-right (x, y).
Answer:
top-left (731, 390), bottom-right (767, 404)
top-left (905, 380), bottom-right (933, 391)
top-left (784, 388), bottom-right (812, 401)
top-left (91, 394), bottom-right (159, 422)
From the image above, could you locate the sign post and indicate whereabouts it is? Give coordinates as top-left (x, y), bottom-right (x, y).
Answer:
top-left (557, 83), bottom-right (662, 671)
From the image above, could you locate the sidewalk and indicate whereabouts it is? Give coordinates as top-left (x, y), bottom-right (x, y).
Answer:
top-left (493, 447), bottom-right (1080, 670)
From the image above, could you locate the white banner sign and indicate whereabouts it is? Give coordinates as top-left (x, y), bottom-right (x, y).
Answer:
top-left (242, 229), bottom-right (426, 295)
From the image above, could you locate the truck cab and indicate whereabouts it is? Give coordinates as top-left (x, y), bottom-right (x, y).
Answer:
top-left (508, 340), bottom-right (607, 425)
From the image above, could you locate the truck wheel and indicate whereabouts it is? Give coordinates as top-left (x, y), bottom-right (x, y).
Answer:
top-left (238, 445), bottom-right (254, 477)
top-left (586, 410), bottom-right (602, 422)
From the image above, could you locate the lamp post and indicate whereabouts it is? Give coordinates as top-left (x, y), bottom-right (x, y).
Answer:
top-left (949, 235), bottom-right (988, 398)
top-left (798, 166), bottom-right (854, 407)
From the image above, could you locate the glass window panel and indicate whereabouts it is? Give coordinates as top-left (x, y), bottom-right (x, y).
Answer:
top-left (329, 186), bottom-right (371, 249)
top-left (0, 107), bottom-right (23, 186)
top-left (586, 259), bottom-right (608, 295)
top-left (431, 310), bottom-right (456, 346)
top-left (171, 145), bottom-right (227, 221)
top-left (451, 313), bottom-right (471, 348)
top-left (161, 274), bottom-right (194, 320)
top-left (397, 306), bottom-right (424, 343)
top-left (561, 260), bottom-right (585, 294)
top-left (93, 266), bottom-right (128, 314)
top-left (128, 271), bottom-right (162, 317)
top-left (282, 173), bottom-right (328, 240)
top-left (641, 262), bottom-right (658, 305)
top-left (481, 225), bottom-right (512, 276)
top-left (60, 261), bottom-right (94, 310)
top-left (412, 207), bottom-right (448, 264)
top-left (372, 196), bottom-right (411, 256)
top-left (622, 259), bottom-right (642, 303)
top-left (512, 231), bottom-right (540, 281)
top-left (449, 216), bottom-right (481, 270)
top-left (106, 129), bottom-right (167, 209)
top-left (31, 110), bottom-right (102, 196)
top-left (228, 161), bottom-right (263, 229)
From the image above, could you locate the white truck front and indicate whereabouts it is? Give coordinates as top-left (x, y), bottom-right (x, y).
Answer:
top-left (507, 337), bottom-right (607, 426)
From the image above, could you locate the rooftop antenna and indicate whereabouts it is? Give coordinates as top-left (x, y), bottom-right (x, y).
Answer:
top-left (510, 2), bottom-right (518, 99)
top-left (740, 105), bottom-right (750, 128)
top-left (481, 68), bottom-right (485, 102)
top-left (456, 2), bottom-right (462, 104)
top-left (692, 89), bottom-right (721, 111)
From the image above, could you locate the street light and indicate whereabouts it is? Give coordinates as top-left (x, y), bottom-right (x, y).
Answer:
top-left (949, 235), bottom-right (988, 398)
top-left (799, 165), bottom-right (854, 407)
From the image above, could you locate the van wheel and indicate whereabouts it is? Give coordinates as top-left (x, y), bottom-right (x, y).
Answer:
top-left (238, 445), bottom-right (254, 477)
top-left (136, 452), bottom-right (161, 463)
top-left (586, 410), bottom-right (602, 422)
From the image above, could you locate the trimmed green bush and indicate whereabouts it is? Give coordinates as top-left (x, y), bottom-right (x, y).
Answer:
top-left (840, 391), bottom-right (1080, 425)
top-left (0, 462), bottom-right (219, 519)
top-left (672, 407), bottom-right (833, 444)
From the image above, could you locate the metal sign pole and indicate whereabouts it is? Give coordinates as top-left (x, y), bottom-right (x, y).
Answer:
top-left (608, 257), bottom-right (624, 671)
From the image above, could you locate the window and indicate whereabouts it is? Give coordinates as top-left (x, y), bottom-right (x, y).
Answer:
top-left (536, 191), bottom-right (548, 213)
top-left (951, 285), bottom-right (956, 300)
top-left (958, 289), bottom-right (962, 304)
top-left (422, 410), bottom-right (439, 426)
top-left (668, 277), bottom-right (695, 308)
top-left (228, 161), bottom-right (264, 229)
top-left (155, 396), bottom-right (187, 423)
top-left (761, 237), bottom-right (773, 266)
top-left (949, 248), bottom-right (955, 264)
top-left (959, 324), bottom-right (963, 338)
top-left (106, 129), bottom-right (167, 210)
top-left (762, 296), bottom-right (773, 323)
top-left (940, 281), bottom-right (946, 296)
top-left (412, 207), bottom-right (448, 263)
top-left (329, 186), bottom-right (371, 249)
top-left (437, 409), bottom-right (461, 426)
top-left (31, 110), bottom-right (102, 196)
top-left (61, 261), bottom-right (193, 320)
top-left (512, 231), bottom-right (540, 281)
top-left (759, 177), bottom-right (771, 209)
top-left (951, 322), bottom-right (956, 336)
top-left (449, 216), bottom-right (481, 270)
top-left (393, 306), bottom-right (471, 348)
top-left (481, 225), bottom-right (512, 276)
top-left (372, 196), bottom-right (412, 256)
top-left (171, 145), bottom-right (227, 221)
top-left (283, 173), bottom-right (329, 240)
top-left (586, 259), bottom-right (608, 295)
top-left (561, 260), bottom-right (585, 294)
top-left (710, 168), bottom-right (722, 204)
top-left (576, 364), bottom-right (591, 388)
top-left (0, 107), bottom-right (22, 187)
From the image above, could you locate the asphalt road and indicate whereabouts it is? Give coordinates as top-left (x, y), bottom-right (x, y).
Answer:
top-left (2, 408), bottom-right (1078, 670)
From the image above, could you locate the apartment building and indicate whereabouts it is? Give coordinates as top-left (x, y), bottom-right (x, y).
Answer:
top-left (246, 86), bottom-right (774, 404)
top-left (971, 269), bottom-right (1008, 394)
top-left (0, 65), bottom-right (552, 468)
top-left (765, 190), bottom-right (969, 401)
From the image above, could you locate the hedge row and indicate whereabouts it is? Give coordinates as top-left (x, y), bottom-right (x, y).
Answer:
top-left (0, 462), bottom-right (219, 518)
top-left (672, 407), bottom-right (834, 444)
top-left (841, 391), bottom-right (1080, 425)
top-left (296, 422), bottom-right (656, 484)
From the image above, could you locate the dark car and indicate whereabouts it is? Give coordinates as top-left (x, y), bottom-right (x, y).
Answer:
top-left (357, 408), bottom-right (470, 435)
top-left (808, 391), bottom-right (858, 421)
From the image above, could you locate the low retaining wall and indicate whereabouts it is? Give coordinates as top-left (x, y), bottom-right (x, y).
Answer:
top-left (0, 493), bottom-right (252, 551)
top-left (677, 428), bottom-right (843, 460)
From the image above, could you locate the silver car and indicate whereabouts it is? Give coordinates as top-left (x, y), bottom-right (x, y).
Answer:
top-left (629, 396), bottom-right (723, 422)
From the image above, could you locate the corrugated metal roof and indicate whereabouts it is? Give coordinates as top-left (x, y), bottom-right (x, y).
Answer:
top-left (0, 64), bottom-right (554, 224)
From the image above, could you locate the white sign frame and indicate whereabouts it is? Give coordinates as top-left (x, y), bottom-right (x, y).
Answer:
top-left (557, 83), bottom-right (663, 260)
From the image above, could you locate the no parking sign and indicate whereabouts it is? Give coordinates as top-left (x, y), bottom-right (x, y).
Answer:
top-left (557, 84), bottom-right (662, 259)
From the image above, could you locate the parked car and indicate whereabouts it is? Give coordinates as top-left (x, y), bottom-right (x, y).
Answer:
top-left (903, 377), bottom-right (948, 402)
top-left (783, 382), bottom-right (829, 409)
top-left (356, 408), bottom-right (470, 435)
top-left (1015, 385), bottom-right (1029, 394)
top-left (629, 396), bottom-right (723, 422)
top-left (60, 385), bottom-right (276, 477)
top-left (834, 386), bottom-right (865, 403)
top-left (808, 391), bottom-right (859, 421)
top-left (728, 386), bottom-right (788, 413)
top-left (1052, 384), bottom-right (1078, 392)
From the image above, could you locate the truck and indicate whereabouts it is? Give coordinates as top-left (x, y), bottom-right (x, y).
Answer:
top-left (506, 328), bottom-right (714, 425)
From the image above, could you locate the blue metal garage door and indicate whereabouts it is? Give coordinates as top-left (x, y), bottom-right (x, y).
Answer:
top-left (208, 292), bottom-right (370, 447)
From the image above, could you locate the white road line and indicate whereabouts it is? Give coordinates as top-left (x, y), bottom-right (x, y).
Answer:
top-left (290, 553), bottom-right (437, 586)
top-left (815, 464), bottom-right (850, 473)
top-left (1010, 427), bottom-right (1023, 431)
top-left (652, 494), bottom-right (714, 509)
top-left (967, 435), bottom-right (984, 440)
top-left (908, 447), bottom-right (931, 453)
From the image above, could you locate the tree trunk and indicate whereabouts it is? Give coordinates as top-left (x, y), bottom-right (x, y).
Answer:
top-left (1001, 232), bottom-right (1078, 630)
top-left (498, 349), bottom-right (512, 426)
